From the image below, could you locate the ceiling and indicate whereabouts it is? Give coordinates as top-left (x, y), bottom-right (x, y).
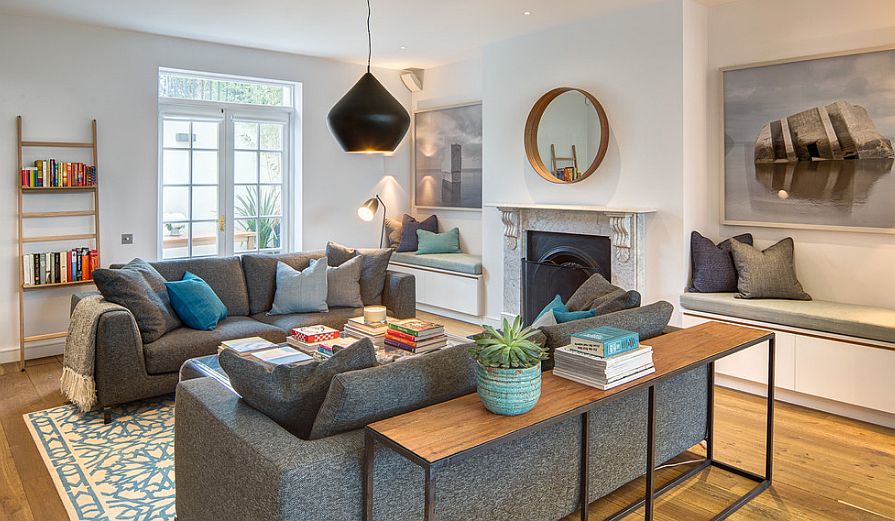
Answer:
top-left (0, 0), bottom-right (735, 69)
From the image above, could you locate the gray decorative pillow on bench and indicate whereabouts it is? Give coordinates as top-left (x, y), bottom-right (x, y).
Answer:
top-left (219, 338), bottom-right (378, 439)
top-left (689, 231), bottom-right (753, 293)
top-left (730, 238), bottom-right (811, 301)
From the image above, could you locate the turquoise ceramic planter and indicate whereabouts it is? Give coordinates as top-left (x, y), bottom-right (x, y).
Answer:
top-left (475, 362), bottom-right (542, 416)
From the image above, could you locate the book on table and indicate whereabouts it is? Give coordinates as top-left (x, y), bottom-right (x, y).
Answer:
top-left (553, 327), bottom-right (655, 390)
top-left (570, 326), bottom-right (640, 358)
top-left (385, 318), bottom-right (447, 354)
top-left (387, 319), bottom-right (445, 338)
top-left (218, 336), bottom-right (277, 354)
top-left (250, 346), bottom-right (314, 366)
top-left (292, 325), bottom-right (340, 343)
top-left (288, 335), bottom-right (357, 357)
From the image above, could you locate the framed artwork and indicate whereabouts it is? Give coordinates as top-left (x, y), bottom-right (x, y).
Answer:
top-left (413, 102), bottom-right (482, 210)
top-left (721, 47), bottom-right (895, 233)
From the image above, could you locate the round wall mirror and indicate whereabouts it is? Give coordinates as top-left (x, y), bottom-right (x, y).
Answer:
top-left (524, 87), bottom-right (609, 184)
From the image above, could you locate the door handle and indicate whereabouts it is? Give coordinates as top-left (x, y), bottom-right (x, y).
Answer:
top-left (219, 215), bottom-right (225, 232)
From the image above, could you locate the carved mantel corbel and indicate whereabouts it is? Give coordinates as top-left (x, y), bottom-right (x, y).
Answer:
top-left (606, 212), bottom-right (633, 263)
top-left (497, 207), bottom-right (520, 250)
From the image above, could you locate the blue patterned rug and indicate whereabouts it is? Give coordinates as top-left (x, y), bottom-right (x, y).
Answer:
top-left (24, 397), bottom-right (176, 521)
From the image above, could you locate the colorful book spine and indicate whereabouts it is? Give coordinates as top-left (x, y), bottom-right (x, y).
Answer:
top-left (387, 321), bottom-right (443, 337)
top-left (20, 160), bottom-right (96, 187)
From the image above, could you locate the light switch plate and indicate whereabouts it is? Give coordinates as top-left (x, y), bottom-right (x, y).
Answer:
top-left (121, 233), bottom-right (133, 245)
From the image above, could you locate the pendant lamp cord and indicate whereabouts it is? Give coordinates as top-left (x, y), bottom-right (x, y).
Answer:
top-left (366, 0), bottom-right (372, 73)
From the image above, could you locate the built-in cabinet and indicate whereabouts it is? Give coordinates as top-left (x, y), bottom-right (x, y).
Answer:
top-left (682, 312), bottom-right (895, 425)
top-left (388, 263), bottom-right (483, 320)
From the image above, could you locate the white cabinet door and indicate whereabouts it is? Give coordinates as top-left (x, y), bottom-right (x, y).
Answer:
top-left (795, 336), bottom-right (895, 414)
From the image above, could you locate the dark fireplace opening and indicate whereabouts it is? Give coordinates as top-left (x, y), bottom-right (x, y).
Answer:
top-left (522, 231), bottom-right (611, 325)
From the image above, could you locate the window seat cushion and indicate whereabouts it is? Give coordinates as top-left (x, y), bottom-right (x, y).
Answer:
top-left (680, 292), bottom-right (895, 344)
top-left (390, 252), bottom-right (483, 275)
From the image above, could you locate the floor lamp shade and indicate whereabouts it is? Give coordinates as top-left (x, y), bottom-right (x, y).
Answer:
top-left (327, 72), bottom-right (410, 153)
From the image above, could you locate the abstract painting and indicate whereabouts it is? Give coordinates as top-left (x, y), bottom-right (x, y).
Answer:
top-left (414, 103), bottom-right (482, 209)
top-left (722, 48), bottom-right (895, 232)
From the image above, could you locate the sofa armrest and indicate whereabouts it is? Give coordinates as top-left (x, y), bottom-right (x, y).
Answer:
top-left (71, 290), bottom-right (102, 315)
top-left (382, 270), bottom-right (415, 319)
top-left (175, 378), bottom-right (367, 521)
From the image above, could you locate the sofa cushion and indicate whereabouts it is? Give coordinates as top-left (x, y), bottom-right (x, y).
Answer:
top-left (326, 242), bottom-right (394, 305)
top-left (150, 256), bottom-right (251, 316)
top-left (390, 251), bottom-right (483, 275)
top-left (270, 259), bottom-right (329, 315)
top-left (241, 251), bottom-right (325, 315)
top-left (680, 292), bottom-right (895, 344)
top-left (93, 258), bottom-right (181, 343)
top-left (327, 256), bottom-right (364, 308)
top-left (730, 238), bottom-right (811, 300)
top-left (219, 338), bottom-right (378, 439)
top-left (252, 306), bottom-right (362, 333)
top-left (164, 272), bottom-right (228, 330)
top-left (689, 231), bottom-right (753, 293)
top-left (142, 316), bottom-right (285, 374)
top-left (309, 345), bottom-right (477, 439)
top-left (538, 301), bottom-right (674, 370)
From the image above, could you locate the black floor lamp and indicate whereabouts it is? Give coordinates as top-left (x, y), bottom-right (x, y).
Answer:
top-left (358, 195), bottom-right (387, 247)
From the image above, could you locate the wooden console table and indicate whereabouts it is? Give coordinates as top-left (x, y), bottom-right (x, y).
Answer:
top-left (364, 321), bottom-right (775, 520)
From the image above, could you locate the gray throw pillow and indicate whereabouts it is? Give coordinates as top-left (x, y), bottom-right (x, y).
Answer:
top-left (269, 258), bottom-right (329, 315)
top-left (93, 258), bottom-right (181, 343)
top-left (566, 273), bottom-right (640, 314)
top-left (384, 217), bottom-right (403, 249)
top-left (219, 338), bottom-right (378, 439)
top-left (689, 231), bottom-right (754, 293)
top-left (730, 238), bottom-right (811, 300)
top-left (538, 301), bottom-right (673, 370)
top-left (309, 345), bottom-right (476, 439)
top-left (326, 255), bottom-right (363, 308)
top-left (326, 241), bottom-right (394, 305)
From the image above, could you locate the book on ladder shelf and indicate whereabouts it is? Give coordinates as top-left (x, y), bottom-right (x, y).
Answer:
top-left (15, 115), bottom-right (101, 370)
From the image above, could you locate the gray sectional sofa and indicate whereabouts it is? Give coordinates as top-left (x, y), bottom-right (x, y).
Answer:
top-left (72, 251), bottom-right (415, 413)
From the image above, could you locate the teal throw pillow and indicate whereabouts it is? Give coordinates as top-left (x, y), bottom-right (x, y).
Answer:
top-left (554, 308), bottom-right (597, 324)
top-left (164, 272), bottom-right (228, 331)
top-left (416, 227), bottom-right (461, 255)
top-left (537, 294), bottom-right (566, 320)
top-left (270, 258), bottom-right (329, 315)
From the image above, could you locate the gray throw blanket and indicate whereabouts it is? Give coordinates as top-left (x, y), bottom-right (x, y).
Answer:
top-left (62, 295), bottom-right (138, 411)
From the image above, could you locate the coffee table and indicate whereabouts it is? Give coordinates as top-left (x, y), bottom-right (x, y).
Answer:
top-left (363, 321), bottom-right (776, 521)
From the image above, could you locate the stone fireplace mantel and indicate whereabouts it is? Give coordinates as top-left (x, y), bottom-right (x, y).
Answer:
top-left (485, 203), bottom-right (655, 317)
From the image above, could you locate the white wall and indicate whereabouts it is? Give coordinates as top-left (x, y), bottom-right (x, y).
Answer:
top-left (704, 0), bottom-right (895, 308)
top-left (0, 11), bottom-right (410, 361)
top-left (481, 0), bottom-right (688, 323)
top-left (411, 58), bottom-right (484, 256)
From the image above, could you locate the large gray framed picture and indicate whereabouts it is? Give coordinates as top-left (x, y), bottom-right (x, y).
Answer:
top-left (722, 47), bottom-right (895, 233)
top-left (413, 102), bottom-right (482, 210)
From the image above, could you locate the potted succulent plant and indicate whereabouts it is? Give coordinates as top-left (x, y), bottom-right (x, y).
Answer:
top-left (468, 316), bottom-right (548, 416)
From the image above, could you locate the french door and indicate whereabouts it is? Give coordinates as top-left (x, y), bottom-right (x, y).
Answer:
top-left (159, 105), bottom-right (291, 259)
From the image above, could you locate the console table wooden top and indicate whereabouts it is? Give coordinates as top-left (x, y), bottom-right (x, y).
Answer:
top-left (368, 321), bottom-right (771, 465)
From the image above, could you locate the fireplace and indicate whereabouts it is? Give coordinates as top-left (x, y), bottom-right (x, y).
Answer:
top-left (522, 231), bottom-right (611, 324)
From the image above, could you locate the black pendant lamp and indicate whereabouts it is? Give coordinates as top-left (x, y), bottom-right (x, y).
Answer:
top-left (327, 0), bottom-right (410, 154)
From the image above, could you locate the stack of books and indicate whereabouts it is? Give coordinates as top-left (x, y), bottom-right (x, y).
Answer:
top-left (343, 316), bottom-right (392, 346)
top-left (553, 326), bottom-right (655, 390)
top-left (384, 319), bottom-right (447, 354)
top-left (22, 248), bottom-right (97, 286)
top-left (21, 159), bottom-right (96, 188)
top-left (287, 335), bottom-right (356, 358)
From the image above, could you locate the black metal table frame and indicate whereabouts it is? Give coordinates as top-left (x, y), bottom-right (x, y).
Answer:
top-left (364, 332), bottom-right (775, 521)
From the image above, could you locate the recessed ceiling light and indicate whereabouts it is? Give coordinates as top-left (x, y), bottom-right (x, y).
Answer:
top-left (523, 10), bottom-right (532, 15)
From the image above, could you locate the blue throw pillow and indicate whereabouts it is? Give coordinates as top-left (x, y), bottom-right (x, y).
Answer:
top-left (537, 295), bottom-right (566, 320)
top-left (554, 308), bottom-right (597, 324)
top-left (270, 258), bottom-right (329, 315)
top-left (164, 272), bottom-right (228, 331)
top-left (416, 227), bottom-right (461, 255)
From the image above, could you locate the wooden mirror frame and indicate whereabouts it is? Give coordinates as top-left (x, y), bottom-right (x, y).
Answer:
top-left (524, 87), bottom-right (610, 184)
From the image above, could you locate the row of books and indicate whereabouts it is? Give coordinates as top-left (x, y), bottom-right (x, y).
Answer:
top-left (20, 160), bottom-right (97, 188)
top-left (22, 248), bottom-right (97, 286)
top-left (553, 326), bottom-right (655, 390)
top-left (384, 319), bottom-right (446, 354)
top-left (219, 337), bottom-right (313, 365)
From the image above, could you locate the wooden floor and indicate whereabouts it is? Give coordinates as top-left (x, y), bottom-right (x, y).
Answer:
top-left (1, 314), bottom-right (893, 520)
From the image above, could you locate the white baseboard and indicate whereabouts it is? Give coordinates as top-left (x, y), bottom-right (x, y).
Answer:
top-left (716, 374), bottom-right (895, 430)
top-left (0, 339), bottom-right (65, 365)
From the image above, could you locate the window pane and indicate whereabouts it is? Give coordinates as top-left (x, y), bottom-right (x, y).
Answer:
top-left (192, 121), bottom-right (219, 149)
top-left (235, 122), bottom-right (258, 149)
top-left (235, 151), bottom-right (258, 183)
top-left (163, 186), bottom-right (189, 221)
top-left (234, 219), bottom-right (258, 252)
top-left (162, 222), bottom-right (189, 259)
top-left (162, 150), bottom-right (190, 184)
top-left (159, 72), bottom-right (293, 107)
top-left (191, 221), bottom-right (219, 257)
top-left (260, 152), bottom-right (282, 183)
top-left (192, 185), bottom-right (218, 221)
top-left (234, 185), bottom-right (258, 218)
top-left (260, 124), bottom-right (283, 150)
top-left (260, 185), bottom-right (281, 216)
top-left (163, 120), bottom-right (191, 148)
top-left (192, 151), bottom-right (218, 185)
top-left (258, 217), bottom-right (281, 249)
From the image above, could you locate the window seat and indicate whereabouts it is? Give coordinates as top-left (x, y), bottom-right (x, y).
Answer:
top-left (390, 252), bottom-right (483, 275)
top-left (680, 292), bottom-right (895, 344)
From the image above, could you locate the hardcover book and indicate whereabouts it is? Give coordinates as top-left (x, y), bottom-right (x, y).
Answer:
top-left (570, 326), bottom-right (640, 358)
